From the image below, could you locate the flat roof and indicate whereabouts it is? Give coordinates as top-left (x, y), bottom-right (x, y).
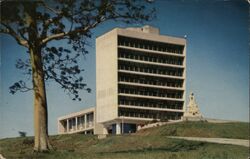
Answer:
top-left (96, 26), bottom-right (186, 45)
top-left (58, 106), bottom-right (95, 120)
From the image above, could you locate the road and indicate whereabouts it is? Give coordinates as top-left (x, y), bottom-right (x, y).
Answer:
top-left (168, 136), bottom-right (249, 147)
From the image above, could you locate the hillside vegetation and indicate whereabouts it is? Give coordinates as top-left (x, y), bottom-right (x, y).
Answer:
top-left (137, 121), bottom-right (249, 139)
top-left (0, 121), bottom-right (249, 159)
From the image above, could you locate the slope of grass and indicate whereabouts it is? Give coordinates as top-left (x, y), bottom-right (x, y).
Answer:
top-left (0, 134), bottom-right (248, 159)
top-left (0, 121), bottom-right (249, 159)
top-left (137, 121), bottom-right (249, 139)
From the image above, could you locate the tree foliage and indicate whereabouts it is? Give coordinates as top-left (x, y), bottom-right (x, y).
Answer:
top-left (1, 0), bottom-right (155, 100)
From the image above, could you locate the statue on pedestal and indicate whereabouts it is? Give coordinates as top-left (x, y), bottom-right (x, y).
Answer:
top-left (183, 92), bottom-right (204, 121)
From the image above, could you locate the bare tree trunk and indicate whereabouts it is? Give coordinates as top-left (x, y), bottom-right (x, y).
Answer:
top-left (30, 47), bottom-right (52, 152)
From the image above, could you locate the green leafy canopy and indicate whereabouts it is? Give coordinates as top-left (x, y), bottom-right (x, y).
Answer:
top-left (0, 0), bottom-right (155, 101)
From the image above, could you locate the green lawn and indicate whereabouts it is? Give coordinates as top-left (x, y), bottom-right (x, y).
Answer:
top-left (0, 121), bottom-right (249, 159)
top-left (137, 121), bottom-right (249, 139)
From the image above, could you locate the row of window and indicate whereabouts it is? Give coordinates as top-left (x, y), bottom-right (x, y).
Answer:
top-left (62, 113), bottom-right (94, 132)
top-left (118, 87), bottom-right (183, 99)
top-left (118, 36), bottom-right (184, 55)
top-left (119, 96), bottom-right (183, 106)
top-left (118, 108), bottom-right (183, 120)
top-left (118, 50), bottom-right (183, 66)
top-left (118, 63), bottom-right (183, 77)
top-left (118, 75), bottom-right (183, 88)
top-left (118, 99), bottom-right (183, 110)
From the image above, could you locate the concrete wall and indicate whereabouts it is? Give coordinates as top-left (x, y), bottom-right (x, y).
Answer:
top-left (96, 29), bottom-right (118, 124)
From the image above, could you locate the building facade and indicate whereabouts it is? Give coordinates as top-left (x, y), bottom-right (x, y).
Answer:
top-left (58, 107), bottom-right (95, 134)
top-left (58, 26), bottom-right (186, 135)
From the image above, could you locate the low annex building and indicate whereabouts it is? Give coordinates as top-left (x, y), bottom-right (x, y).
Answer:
top-left (58, 107), bottom-right (95, 134)
top-left (58, 25), bottom-right (187, 135)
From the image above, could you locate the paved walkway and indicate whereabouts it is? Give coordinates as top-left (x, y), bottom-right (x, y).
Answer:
top-left (168, 136), bottom-right (249, 147)
top-left (0, 154), bottom-right (6, 159)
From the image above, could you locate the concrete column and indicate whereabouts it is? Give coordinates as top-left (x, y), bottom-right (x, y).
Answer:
top-left (58, 120), bottom-right (63, 134)
top-left (116, 122), bottom-right (121, 135)
top-left (75, 117), bottom-right (78, 130)
top-left (121, 117), bottom-right (124, 134)
top-left (84, 114), bottom-right (87, 129)
top-left (137, 124), bottom-right (141, 131)
top-left (66, 119), bottom-right (69, 132)
top-left (103, 126), bottom-right (108, 135)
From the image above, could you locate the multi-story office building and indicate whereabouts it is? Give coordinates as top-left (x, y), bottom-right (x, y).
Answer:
top-left (95, 25), bottom-right (186, 134)
top-left (58, 25), bottom-right (186, 135)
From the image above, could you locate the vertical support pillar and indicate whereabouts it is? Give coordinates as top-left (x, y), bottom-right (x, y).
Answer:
top-left (84, 114), bottom-right (87, 129)
top-left (121, 117), bottom-right (124, 134)
top-left (76, 117), bottom-right (78, 130)
top-left (137, 124), bottom-right (141, 131)
top-left (66, 119), bottom-right (69, 133)
top-left (103, 126), bottom-right (108, 135)
top-left (116, 122), bottom-right (121, 135)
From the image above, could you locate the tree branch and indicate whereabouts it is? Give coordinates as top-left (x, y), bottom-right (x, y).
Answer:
top-left (38, 1), bottom-right (64, 40)
top-left (40, 1), bottom-right (62, 15)
top-left (0, 23), bottom-right (29, 48)
top-left (9, 80), bottom-right (33, 94)
top-left (41, 16), bottom-right (105, 45)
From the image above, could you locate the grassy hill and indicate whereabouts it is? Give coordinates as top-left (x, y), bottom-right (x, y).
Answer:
top-left (136, 121), bottom-right (249, 139)
top-left (0, 121), bottom-right (249, 159)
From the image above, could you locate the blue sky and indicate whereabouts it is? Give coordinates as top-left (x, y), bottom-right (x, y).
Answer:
top-left (0, 0), bottom-right (249, 139)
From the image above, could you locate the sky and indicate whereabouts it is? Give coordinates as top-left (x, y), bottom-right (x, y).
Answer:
top-left (0, 0), bottom-right (249, 139)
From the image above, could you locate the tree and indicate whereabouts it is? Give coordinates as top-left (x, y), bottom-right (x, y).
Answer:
top-left (0, 0), bottom-right (155, 152)
top-left (18, 131), bottom-right (27, 137)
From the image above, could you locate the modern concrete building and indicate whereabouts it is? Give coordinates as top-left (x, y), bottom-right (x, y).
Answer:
top-left (58, 107), bottom-right (95, 134)
top-left (58, 25), bottom-right (186, 135)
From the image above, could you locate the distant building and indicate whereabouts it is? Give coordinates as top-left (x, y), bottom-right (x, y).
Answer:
top-left (58, 25), bottom-right (187, 135)
top-left (58, 107), bottom-right (95, 134)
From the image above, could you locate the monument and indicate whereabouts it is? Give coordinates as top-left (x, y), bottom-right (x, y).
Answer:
top-left (182, 92), bottom-right (204, 121)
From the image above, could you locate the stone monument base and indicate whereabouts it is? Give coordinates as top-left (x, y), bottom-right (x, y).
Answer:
top-left (182, 116), bottom-right (206, 122)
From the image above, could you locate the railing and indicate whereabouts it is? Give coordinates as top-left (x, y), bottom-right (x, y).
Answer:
top-left (118, 52), bottom-right (183, 66)
top-left (118, 70), bottom-right (184, 80)
top-left (119, 105), bottom-right (184, 113)
top-left (118, 81), bottom-right (183, 90)
top-left (118, 100), bottom-right (182, 110)
top-left (119, 93), bottom-right (184, 102)
top-left (118, 88), bottom-right (183, 99)
top-left (118, 67), bottom-right (183, 77)
top-left (118, 109), bottom-right (182, 120)
top-left (77, 124), bottom-right (85, 130)
top-left (61, 114), bottom-right (95, 133)
top-left (118, 73), bottom-right (183, 88)
top-left (118, 64), bottom-right (183, 76)
top-left (86, 121), bottom-right (94, 128)
top-left (118, 37), bottom-right (184, 55)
